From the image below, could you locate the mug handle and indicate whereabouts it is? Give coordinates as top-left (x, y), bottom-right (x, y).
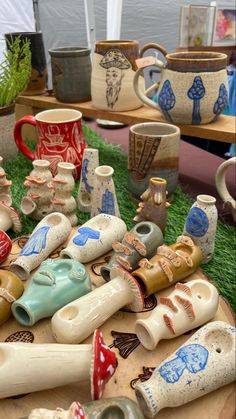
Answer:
top-left (215, 157), bottom-right (236, 213)
top-left (14, 115), bottom-right (36, 160)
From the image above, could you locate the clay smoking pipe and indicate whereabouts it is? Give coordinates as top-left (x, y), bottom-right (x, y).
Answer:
top-left (0, 269), bottom-right (24, 326)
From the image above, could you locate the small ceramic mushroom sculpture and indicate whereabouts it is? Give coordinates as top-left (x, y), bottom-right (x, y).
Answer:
top-left (51, 266), bottom-right (144, 344)
top-left (135, 321), bottom-right (236, 418)
top-left (0, 229), bottom-right (12, 264)
top-left (0, 270), bottom-right (24, 325)
top-left (0, 329), bottom-right (116, 400)
top-left (0, 200), bottom-right (22, 233)
top-left (0, 156), bottom-right (12, 204)
top-left (135, 279), bottom-right (219, 350)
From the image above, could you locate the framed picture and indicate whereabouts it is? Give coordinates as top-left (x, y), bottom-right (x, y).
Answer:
top-left (213, 5), bottom-right (236, 45)
top-left (178, 5), bottom-right (215, 48)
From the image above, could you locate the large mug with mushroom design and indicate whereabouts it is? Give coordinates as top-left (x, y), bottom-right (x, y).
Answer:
top-left (91, 40), bottom-right (167, 112)
top-left (133, 50), bottom-right (228, 124)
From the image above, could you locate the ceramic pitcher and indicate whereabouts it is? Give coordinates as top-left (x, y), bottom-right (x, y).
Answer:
top-left (215, 156), bottom-right (236, 221)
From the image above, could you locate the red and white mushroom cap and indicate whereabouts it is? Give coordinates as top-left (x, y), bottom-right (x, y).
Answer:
top-left (70, 401), bottom-right (86, 419)
top-left (0, 201), bottom-right (22, 232)
top-left (90, 329), bottom-right (117, 400)
top-left (110, 266), bottom-right (144, 312)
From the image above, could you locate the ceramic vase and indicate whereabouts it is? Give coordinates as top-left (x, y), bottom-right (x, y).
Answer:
top-left (135, 321), bottom-right (236, 418)
top-left (77, 148), bottom-right (99, 212)
top-left (0, 270), bottom-right (24, 325)
top-left (0, 200), bottom-right (22, 232)
top-left (135, 279), bottom-right (219, 350)
top-left (0, 329), bottom-right (116, 400)
top-left (12, 259), bottom-right (92, 326)
top-left (0, 156), bottom-right (12, 204)
top-left (61, 214), bottom-right (127, 263)
top-left (183, 195), bottom-right (218, 264)
top-left (132, 236), bottom-right (202, 296)
top-left (0, 229), bottom-right (12, 264)
top-left (101, 221), bottom-right (163, 282)
top-left (10, 212), bottom-right (72, 280)
top-left (51, 267), bottom-right (144, 344)
top-left (90, 165), bottom-right (120, 218)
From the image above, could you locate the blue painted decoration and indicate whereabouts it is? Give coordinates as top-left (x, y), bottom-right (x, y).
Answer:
top-left (158, 80), bottom-right (175, 122)
top-left (98, 189), bottom-right (115, 215)
top-left (185, 207), bottom-right (209, 237)
top-left (187, 76), bottom-right (205, 124)
top-left (82, 158), bottom-right (93, 193)
top-left (19, 226), bottom-right (50, 257)
top-left (73, 227), bottom-right (100, 246)
top-left (159, 344), bottom-right (209, 384)
top-left (213, 83), bottom-right (228, 120)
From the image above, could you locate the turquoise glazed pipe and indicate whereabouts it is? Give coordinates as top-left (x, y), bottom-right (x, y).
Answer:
top-left (11, 259), bottom-right (92, 326)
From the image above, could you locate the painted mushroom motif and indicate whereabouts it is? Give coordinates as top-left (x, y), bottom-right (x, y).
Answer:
top-left (0, 201), bottom-right (22, 232)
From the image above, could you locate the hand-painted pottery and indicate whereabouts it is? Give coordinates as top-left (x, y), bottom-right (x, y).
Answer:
top-left (0, 229), bottom-right (12, 264)
top-left (101, 221), bottom-right (163, 282)
top-left (0, 200), bottom-right (22, 232)
top-left (135, 321), bottom-right (236, 418)
top-left (0, 330), bottom-right (116, 400)
top-left (216, 156), bottom-right (236, 222)
top-left (51, 267), bottom-right (144, 344)
top-left (133, 50), bottom-right (228, 124)
top-left (77, 148), bottom-right (99, 212)
top-left (135, 279), bottom-right (219, 350)
top-left (90, 165), bottom-right (120, 218)
top-left (10, 212), bottom-right (72, 280)
top-left (61, 214), bottom-right (127, 263)
top-left (0, 156), bottom-right (12, 205)
top-left (11, 259), bottom-right (91, 326)
top-left (132, 236), bottom-right (202, 296)
top-left (0, 270), bottom-right (24, 325)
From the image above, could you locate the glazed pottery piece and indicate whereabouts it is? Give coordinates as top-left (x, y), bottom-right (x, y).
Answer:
top-left (0, 200), bottom-right (22, 232)
top-left (0, 104), bottom-right (18, 161)
top-left (14, 108), bottom-right (87, 179)
top-left (91, 165), bottom-right (120, 218)
top-left (51, 267), bottom-right (144, 344)
top-left (10, 212), bottom-right (72, 280)
top-left (49, 47), bottom-right (91, 103)
top-left (61, 214), bottom-right (127, 263)
top-left (134, 177), bottom-right (168, 231)
top-left (135, 279), bottom-right (219, 350)
top-left (128, 122), bottom-right (180, 199)
top-left (183, 195), bottom-right (218, 264)
top-left (100, 221), bottom-right (163, 282)
top-left (77, 148), bottom-right (99, 212)
top-left (12, 259), bottom-right (91, 326)
top-left (135, 321), bottom-right (236, 418)
top-left (0, 329), bottom-right (116, 400)
top-left (0, 156), bottom-right (12, 204)
top-left (0, 229), bottom-right (12, 264)
top-left (0, 270), bottom-right (24, 325)
top-left (133, 50), bottom-right (228, 124)
top-left (132, 236), bottom-right (202, 296)
top-left (215, 156), bottom-right (236, 222)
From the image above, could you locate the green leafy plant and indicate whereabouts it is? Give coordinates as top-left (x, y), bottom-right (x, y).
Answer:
top-left (0, 36), bottom-right (31, 107)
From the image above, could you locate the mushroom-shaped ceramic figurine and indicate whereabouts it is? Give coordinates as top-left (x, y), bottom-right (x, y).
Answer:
top-left (0, 329), bottom-right (116, 400)
top-left (0, 229), bottom-right (12, 264)
top-left (0, 200), bottom-right (22, 232)
top-left (52, 266), bottom-right (144, 344)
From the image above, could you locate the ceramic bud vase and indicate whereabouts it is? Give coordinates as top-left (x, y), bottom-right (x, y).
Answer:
top-left (61, 214), bottom-right (127, 263)
top-left (0, 229), bottom-right (12, 264)
top-left (0, 201), bottom-right (22, 232)
top-left (52, 267), bottom-right (144, 344)
top-left (101, 221), bottom-right (163, 282)
top-left (90, 165), bottom-right (120, 218)
top-left (0, 329), bottom-right (116, 400)
top-left (77, 148), bottom-right (99, 212)
top-left (135, 321), bottom-right (236, 418)
top-left (10, 212), bottom-right (72, 280)
top-left (132, 236), bottom-right (202, 296)
top-left (0, 156), bottom-right (12, 204)
top-left (0, 270), bottom-right (24, 325)
top-left (12, 259), bottom-right (92, 326)
top-left (183, 195), bottom-right (218, 263)
top-left (135, 279), bottom-right (219, 350)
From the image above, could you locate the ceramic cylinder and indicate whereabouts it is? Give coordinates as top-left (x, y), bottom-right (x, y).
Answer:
top-left (77, 148), bottom-right (99, 212)
top-left (10, 212), bottom-right (72, 280)
top-left (135, 279), bottom-right (219, 350)
top-left (0, 270), bottom-right (24, 325)
top-left (183, 195), bottom-right (218, 263)
top-left (135, 321), bottom-right (236, 418)
top-left (91, 165), bottom-right (120, 218)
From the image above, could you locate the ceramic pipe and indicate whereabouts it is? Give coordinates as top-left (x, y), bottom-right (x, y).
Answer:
top-left (0, 270), bottom-right (24, 325)
top-left (0, 329), bottom-right (116, 400)
top-left (135, 321), bottom-right (236, 418)
top-left (135, 279), bottom-right (219, 350)
top-left (52, 267), bottom-right (144, 344)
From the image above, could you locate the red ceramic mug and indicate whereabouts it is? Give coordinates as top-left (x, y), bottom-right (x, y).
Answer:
top-left (14, 109), bottom-right (87, 179)
top-left (0, 229), bottom-right (12, 264)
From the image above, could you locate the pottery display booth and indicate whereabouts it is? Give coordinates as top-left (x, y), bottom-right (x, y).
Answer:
top-left (0, 230), bottom-right (234, 419)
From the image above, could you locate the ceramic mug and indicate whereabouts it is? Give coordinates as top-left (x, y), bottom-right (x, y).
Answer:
top-left (14, 109), bottom-right (87, 178)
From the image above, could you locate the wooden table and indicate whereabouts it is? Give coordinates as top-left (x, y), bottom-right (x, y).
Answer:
top-left (16, 95), bottom-right (236, 144)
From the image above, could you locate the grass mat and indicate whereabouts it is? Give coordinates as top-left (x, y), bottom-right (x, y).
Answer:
top-left (4, 124), bottom-right (236, 312)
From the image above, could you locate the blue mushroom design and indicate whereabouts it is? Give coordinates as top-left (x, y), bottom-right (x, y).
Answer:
top-left (187, 76), bottom-right (205, 124)
top-left (213, 83), bottom-right (228, 120)
top-left (158, 80), bottom-right (176, 122)
top-left (73, 227), bottom-right (100, 246)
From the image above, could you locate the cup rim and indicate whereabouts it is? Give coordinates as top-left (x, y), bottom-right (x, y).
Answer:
top-left (35, 108), bottom-right (82, 123)
top-left (95, 39), bottom-right (139, 45)
top-left (130, 122), bottom-right (180, 137)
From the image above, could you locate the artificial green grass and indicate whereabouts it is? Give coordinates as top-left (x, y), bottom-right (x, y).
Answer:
top-left (4, 124), bottom-right (236, 312)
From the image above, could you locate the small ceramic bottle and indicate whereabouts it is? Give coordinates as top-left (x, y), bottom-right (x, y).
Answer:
top-left (77, 148), bottom-right (99, 212)
top-left (135, 321), bottom-right (236, 418)
top-left (135, 279), bottom-right (219, 350)
top-left (90, 165), bottom-right (120, 218)
top-left (0, 270), bottom-right (24, 325)
top-left (183, 194), bottom-right (218, 263)
top-left (10, 212), bottom-right (72, 280)
top-left (0, 156), bottom-right (12, 205)
top-left (0, 329), bottom-right (116, 400)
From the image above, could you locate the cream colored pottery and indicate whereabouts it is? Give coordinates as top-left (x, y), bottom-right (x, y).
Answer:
top-left (91, 165), bottom-right (120, 218)
top-left (0, 105), bottom-right (18, 161)
top-left (61, 214), bottom-right (127, 263)
top-left (77, 148), bottom-right (99, 212)
top-left (0, 201), bottom-right (22, 232)
top-left (51, 267), bottom-right (144, 344)
top-left (215, 156), bottom-right (236, 222)
top-left (135, 321), bottom-right (236, 418)
top-left (10, 212), bottom-right (72, 280)
top-left (0, 329), bottom-right (116, 400)
top-left (135, 279), bottom-right (219, 350)
top-left (0, 156), bottom-right (12, 205)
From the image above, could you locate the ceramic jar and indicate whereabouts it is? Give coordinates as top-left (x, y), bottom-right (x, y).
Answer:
top-left (77, 148), bottom-right (99, 212)
top-left (183, 195), bottom-right (218, 264)
top-left (215, 156), bottom-right (236, 222)
top-left (0, 270), bottom-right (24, 325)
top-left (0, 230), bottom-right (12, 264)
top-left (135, 321), bottom-right (236, 418)
top-left (133, 51), bottom-right (228, 124)
top-left (91, 165), bottom-right (120, 218)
